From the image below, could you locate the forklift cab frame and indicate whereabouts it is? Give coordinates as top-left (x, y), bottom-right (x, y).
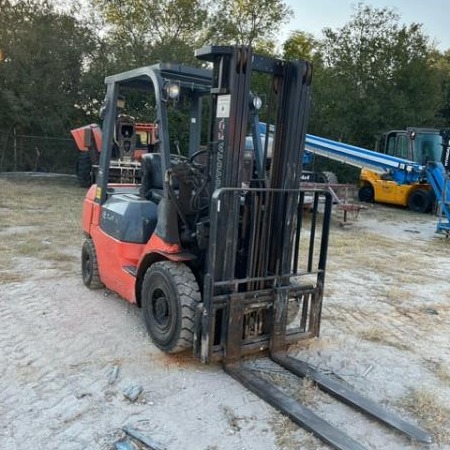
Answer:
top-left (95, 64), bottom-right (212, 205)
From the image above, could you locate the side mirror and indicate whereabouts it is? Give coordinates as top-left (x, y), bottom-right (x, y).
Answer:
top-left (99, 98), bottom-right (108, 120)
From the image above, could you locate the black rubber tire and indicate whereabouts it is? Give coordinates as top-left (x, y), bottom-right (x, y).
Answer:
top-left (81, 238), bottom-right (104, 289)
top-left (142, 261), bottom-right (201, 353)
top-left (408, 189), bottom-right (431, 213)
top-left (76, 152), bottom-right (93, 188)
top-left (358, 184), bottom-right (375, 203)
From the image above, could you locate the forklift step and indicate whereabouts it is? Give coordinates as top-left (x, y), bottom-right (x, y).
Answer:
top-left (123, 265), bottom-right (137, 277)
top-left (225, 355), bottom-right (431, 450)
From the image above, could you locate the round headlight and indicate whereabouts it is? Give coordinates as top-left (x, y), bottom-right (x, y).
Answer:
top-left (117, 96), bottom-right (126, 109)
top-left (252, 96), bottom-right (262, 110)
top-left (166, 82), bottom-right (180, 99)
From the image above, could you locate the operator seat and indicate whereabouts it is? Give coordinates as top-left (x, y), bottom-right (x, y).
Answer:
top-left (140, 153), bottom-right (164, 202)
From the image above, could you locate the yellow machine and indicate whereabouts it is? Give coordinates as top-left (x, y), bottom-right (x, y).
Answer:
top-left (358, 128), bottom-right (444, 212)
top-left (359, 167), bottom-right (435, 211)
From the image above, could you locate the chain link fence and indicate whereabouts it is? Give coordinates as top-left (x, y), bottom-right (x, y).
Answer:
top-left (0, 130), bottom-right (77, 174)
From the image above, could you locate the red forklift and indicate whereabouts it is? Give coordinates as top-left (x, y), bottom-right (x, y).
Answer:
top-left (81, 46), bottom-right (431, 449)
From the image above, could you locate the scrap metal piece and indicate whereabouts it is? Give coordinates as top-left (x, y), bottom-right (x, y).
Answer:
top-left (115, 440), bottom-right (135, 450)
top-left (122, 427), bottom-right (166, 450)
top-left (108, 365), bottom-right (120, 384)
top-left (123, 385), bottom-right (143, 402)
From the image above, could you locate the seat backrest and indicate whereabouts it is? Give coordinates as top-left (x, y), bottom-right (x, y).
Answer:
top-left (141, 153), bottom-right (163, 190)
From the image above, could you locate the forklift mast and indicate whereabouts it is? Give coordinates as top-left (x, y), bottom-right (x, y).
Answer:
top-left (193, 47), bottom-right (430, 448)
top-left (191, 46), bottom-right (331, 364)
top-left (196, 45), bottom-right (312, 191)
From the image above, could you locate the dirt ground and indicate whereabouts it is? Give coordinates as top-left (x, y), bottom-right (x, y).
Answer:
top-left (0, 174), bottom-right (449, 450)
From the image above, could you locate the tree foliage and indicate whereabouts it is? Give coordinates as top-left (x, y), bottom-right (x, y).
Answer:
top-left (433, 49), bottom-right (450, 126)
top-left (0, 0), bottom-right (96, 134)
top-left (206, 0), bottom-right (292, 47)
top-left (309, 3), bottom-right (441, 148)
top-left (92, 0), bottom-right (209, 67)
top-left (282, 31), bottom-right (317, 61)
top-left (1, 0), bottom-right (450, 175)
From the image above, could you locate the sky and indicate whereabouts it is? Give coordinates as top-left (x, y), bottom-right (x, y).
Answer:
top-left (282, 0), bottom-right (450, 51)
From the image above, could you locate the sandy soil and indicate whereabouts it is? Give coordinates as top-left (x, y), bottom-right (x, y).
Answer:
top-left (0, 175), bottom-right (449, 450)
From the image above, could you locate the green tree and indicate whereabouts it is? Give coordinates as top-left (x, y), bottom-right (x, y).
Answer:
top-left (282, 31), bottom-right (317, 61)
top-left (432, 49), bottom-right (450, 126)
top-left (206, 0), bottom-right (292, 47)
top-left (0, 0), bottom-right (96, 135)
top-left (92, 0), bottom-right (208, 67)
top-left (308, 3), bottom-right (441, 148)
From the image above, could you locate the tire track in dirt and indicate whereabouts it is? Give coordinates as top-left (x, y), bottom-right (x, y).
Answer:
top-left (3, 188), bottom-right (447, 449)
top-left (0, 275), bottom-right (147, 448)
top-left (0, 269), bottom-right (276, 450)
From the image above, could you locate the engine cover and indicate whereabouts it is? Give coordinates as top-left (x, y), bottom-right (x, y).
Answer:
top-left (100, 193), bottom-right (158, 243)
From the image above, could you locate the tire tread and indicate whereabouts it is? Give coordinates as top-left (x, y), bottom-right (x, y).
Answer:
top-left (82, 238), bottom-right (104, 289)
top-left (142, 261), bottom-right (201, 353)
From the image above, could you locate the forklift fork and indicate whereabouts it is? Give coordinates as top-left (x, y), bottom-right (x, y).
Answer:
top-left (203, 187), bottom-right (431, 449)
top-left (225, 354), bottom-right (431, 450)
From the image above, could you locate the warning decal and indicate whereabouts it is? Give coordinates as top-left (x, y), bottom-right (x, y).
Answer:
top-left (216, 95), bottom-right (231, 118)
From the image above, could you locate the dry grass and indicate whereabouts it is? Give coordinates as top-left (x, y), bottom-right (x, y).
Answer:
top-left (271, 408), bottom-right (324, 450)
top-left (0, 271), bottom-right (26, 284)
top-left (359, 327), bottom-right (386, 343)
top-left (293, 377), bottom-right (318, 406)
top-left (271, 413), bottom-right (299, 449)
top-left (327, 228), bottom-right (392, 258)
top-left (397, 388), bottom-right (450, 445)
top-left (271, 409), bottom-right (323, 450)
top-left (383, 286), bottom-right (413, 305)
top-left (0, 176), bottom-right (85, 278)
top-left (259, 365), bottom-right (324, 449)
top-left (435, 364), bottom-right (450, 385)
top-left (359, 327), bottom-right (411, 351)
top-left (424, 359), bottom-right (450, 385)
top-left (326, 223), bottom-right (441, 278)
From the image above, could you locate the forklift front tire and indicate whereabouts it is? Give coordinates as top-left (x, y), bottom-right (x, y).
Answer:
top-left (81, 238), bottom-right (104, 289)
top-left (142, 261), bottom-right (201, 354)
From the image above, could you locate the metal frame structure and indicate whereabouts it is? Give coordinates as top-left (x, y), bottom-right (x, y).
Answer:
top-left (95, 63), bottom-right (212, 205)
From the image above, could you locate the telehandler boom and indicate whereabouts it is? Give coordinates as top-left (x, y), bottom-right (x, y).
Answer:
top-left (304, 131), bottom-right (450, 233)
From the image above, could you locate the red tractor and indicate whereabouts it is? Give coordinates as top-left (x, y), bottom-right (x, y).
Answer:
top-left (71, 118), bottom-right (158, 187)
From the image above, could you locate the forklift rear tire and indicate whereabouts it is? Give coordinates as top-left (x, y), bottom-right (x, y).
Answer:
top-left (81, 238), bottom-right (104, 289)
top-left (76, 152), bottom-right (93, 188)
top-left (408, 189), bottom-right (431, 213)
top-left (358, 185), bottom-right (374, 203)
top-left (142, 261), bottom-right (201, 353)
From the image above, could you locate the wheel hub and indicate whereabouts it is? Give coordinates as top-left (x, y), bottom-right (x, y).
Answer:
top-left (152, 289), bottom-right (169, 327)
